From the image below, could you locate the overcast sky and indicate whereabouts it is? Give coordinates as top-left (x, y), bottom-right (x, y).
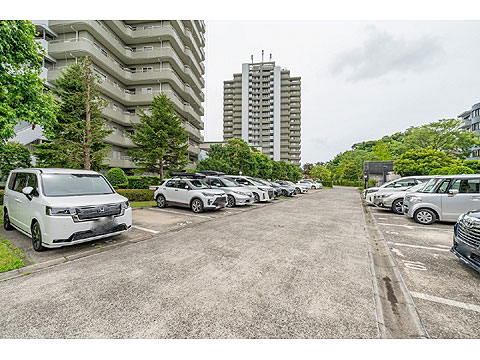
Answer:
top-left (202, 20), bottom-right (480, 165)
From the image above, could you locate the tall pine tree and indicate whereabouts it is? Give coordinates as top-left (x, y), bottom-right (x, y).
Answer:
top-left (127, 94), bottom-right (189, 180)
top-left (35, 56), bottom-right (111, 170)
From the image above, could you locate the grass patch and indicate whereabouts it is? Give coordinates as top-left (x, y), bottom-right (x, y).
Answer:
top-left (278, 196), bottom-right (293, 199)
top-left (0, 207), bottom-right (3, 225)
top-left (130, 201), bottom-right (156, 208)
top-left (0, 237), bottom-right (25, 273)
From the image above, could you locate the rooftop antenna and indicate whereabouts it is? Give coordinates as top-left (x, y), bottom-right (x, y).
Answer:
top-left (251, 54), bottom-right (253, 64)
top-left (261, 49), bottom-right (264, 62)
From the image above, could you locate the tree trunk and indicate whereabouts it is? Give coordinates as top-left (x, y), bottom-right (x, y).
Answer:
top-left (84, 55), bottom-right (91, 170)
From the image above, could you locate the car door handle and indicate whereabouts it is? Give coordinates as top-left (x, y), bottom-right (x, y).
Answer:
top-left (174, 189), bottom-right (178, 191)
top-left (471, 196), bottom-right (480, 200)
top-left (15, 198), bottom-right (22, 203)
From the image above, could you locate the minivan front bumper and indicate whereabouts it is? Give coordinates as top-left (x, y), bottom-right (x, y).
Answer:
top-left (41, 208), bottom-right (132, 248)
top-left (451, 223), bottom-right (480, 273)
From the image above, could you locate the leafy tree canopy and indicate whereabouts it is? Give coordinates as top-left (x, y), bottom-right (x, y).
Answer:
top-left (0, 142), bottom-right (31, 181)
top-left (0, 20), bottom-right (57, 145)
top-left (393, 148), bottom-right (461, 177)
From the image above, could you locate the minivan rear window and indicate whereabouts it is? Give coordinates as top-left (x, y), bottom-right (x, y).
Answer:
top-left (41, 174), bottom-right (114, 197)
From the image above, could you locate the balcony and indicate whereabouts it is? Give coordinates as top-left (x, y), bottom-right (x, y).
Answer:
top-left (105, 132), bottom-right (135, 148)
top-left (103, 106), bottom-right (139, 127)
top-left (105, 156), bottom-right (137, 169)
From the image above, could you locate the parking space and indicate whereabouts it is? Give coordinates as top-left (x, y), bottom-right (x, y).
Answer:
top-left (0, 194), bottom-right (304, 268)
top-left (369, 204), bottom-right (480, 338)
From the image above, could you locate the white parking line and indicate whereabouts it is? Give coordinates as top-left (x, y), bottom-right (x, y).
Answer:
top-left (147, 208), bottom-right (213, 219)
top-left (390, 242), bottom-right (450, 252)
top-left (132, 225), bottom-right (160, 234)
top-left (377, 222), bottom-right (452, 232)
top-left (411, 292), bottom-right (480, 313)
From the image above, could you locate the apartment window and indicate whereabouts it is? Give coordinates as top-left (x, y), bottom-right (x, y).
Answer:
top-left (112, 103), bottom-right (118, 111)
top-left (126, 88), bottom-right (136, 95)
top-left (142, 66), bottom-right (153, 72)
top-left (143, 46), bottom-right (153, 51)
top-left (142, 87), bottom-right (153, 94)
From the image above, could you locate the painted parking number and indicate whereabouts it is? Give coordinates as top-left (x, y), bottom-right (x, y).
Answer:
top-left (403, 260), bottom-right (427, 271)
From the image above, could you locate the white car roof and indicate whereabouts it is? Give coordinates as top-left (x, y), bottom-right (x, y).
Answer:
top-left (13, 168), bottom-right (99, 175)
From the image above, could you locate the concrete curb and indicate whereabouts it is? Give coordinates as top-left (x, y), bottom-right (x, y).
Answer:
top-left (361, 197), bottom-right (429, 338)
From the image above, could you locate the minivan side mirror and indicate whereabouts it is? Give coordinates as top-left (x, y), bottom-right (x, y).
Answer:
top-left (22, 186), bottom-right (34, 200)
top-left (448, 189), bottom-right (459, 196)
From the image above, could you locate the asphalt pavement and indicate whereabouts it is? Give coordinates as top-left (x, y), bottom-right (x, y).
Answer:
top-left (0, 187), bottom-right (379, 338)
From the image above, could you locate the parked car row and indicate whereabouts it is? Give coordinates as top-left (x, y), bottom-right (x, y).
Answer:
top-left (2, 169), bottom-right (320, 252)
top-left (365, 174), bottom-right (480, 274)
top-left (153, 172), bottom-right (318, 214)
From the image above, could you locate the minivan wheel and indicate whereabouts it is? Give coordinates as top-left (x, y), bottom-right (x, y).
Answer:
top-left (282, 189), bottom-right (288, 196)
top-left (295, 188), bottom-right (300, 194)
top-left (227, 195), bottom-right (235, 208)
top-left (156, 194), bottom-right (166, 208)
top-left (3, 209), bottom-right (14, 231)
top-left (414, 209), bottom-right (436, 225)
top-left (391, 199), bottom-right (404, 214)
top-left (253, 192), bottom-right (260, 203)
top-left (31, 221), bottom-right (45, 252)
top-left (191, 199), bottom-right (204, 213)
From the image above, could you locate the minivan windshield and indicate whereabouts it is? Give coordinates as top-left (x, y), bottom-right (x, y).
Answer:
top-left (41, 174), bottom-right (114, 197)
top-left (189, 179), bottom-right (210, 189)
top-left (419, 178), bottom-right (442, 193)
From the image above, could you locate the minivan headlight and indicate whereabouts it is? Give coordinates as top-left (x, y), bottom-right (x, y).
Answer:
top-left (233, 191), bottom-right (246, 195)
top-left (121, 201), bottom-right (130, 209)
top-left (46, 206), bottom-right (77, 216)
top-left (409, 196), bottom-right (423, 202)
top-left (258, 187), bottom-right (269, 192)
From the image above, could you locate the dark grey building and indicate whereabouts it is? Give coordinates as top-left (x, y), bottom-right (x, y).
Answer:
top-left (459, 101), bottom-right (480, 160)
top-left (363, 161), bottom-right (395, 186)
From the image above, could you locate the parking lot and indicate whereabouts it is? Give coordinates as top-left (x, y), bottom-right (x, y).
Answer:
top-left (0, 187), bottom-right (381, 338)
top-left (369, 205), bottom-right (480, 338)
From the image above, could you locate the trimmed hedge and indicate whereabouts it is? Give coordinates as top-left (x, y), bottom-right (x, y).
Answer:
top-left (116, 189), bottom-right (155, 202)
top-left (322, 180), bottom-right (333, 187)
top-left (334, 179), bottom-right (363, 187)
top-left (0, 190), bottom-right (3, 206)
top-left (123, 176), bottom-right (163, 189)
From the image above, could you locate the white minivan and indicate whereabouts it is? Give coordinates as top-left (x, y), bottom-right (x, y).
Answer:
top-left (3, 168), bottom-right (132, 251)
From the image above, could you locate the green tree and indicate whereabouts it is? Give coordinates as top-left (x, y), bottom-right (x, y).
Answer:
top-left (271, 160), bottom-right (288, 180)
top-left (302, 162), bottom-right (314, 176)
top-left (342, 162), bottom-right (362, 181)
top-left (393, 148), bottom-right (461, 176)
top-left (463, 160), bottom-right (480, 174)
top-left (285, 162), bottom-right (302, 182)
top-left (35, 56), bottom-right (111, 170)
top-left (0, 142), bottom-right (31, 181)
top-left (372, 140), bottom-right (392, 160)
top-left (309, 165), bottom-right (332, 183)
top-left (127, 93), bottom-right (189, 180)
top-left (197, 139), bottom-right (256, 176)
top-left (251, 151), bottom-right (273, 179)
top-left (0, 20), bottom-right (57, 145)
top-left (401, 119), bottom-right (478, 158)
top-left (429, 166), bottom-right (474, 175)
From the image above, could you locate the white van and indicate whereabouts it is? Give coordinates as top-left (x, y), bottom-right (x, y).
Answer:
top-left (3, 168), bottom-right (132, 251)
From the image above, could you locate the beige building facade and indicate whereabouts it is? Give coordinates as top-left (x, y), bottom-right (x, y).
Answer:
top-left (223, 61), bottom-right (301, 165)
top-left (29, 20), bottom-right (205, 171)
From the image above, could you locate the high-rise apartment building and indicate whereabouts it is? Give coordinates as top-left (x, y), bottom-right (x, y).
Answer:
top-left (223, 60), bottom-right (301, 165)
top-left (17, 20), bottom-right (206, 171)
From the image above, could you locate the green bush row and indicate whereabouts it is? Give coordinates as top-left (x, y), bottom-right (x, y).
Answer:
top-left (122, 176), bottom-right (163, 189)
top-left (334, 179), bottom-right (363, 187)
top-left (0, 190), bottom-right (3, 206)
top-left (116, 189), bottom-right (155, 202)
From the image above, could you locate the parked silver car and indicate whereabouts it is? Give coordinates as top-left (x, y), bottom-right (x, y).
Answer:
top-left (373, 182), bottom-right (429, 214)
top-left (452, 209), bottom-right (480, 273)
top-left (364, 176), bottom-right (432, 204)
top-left (203, 176), bottom-right (254, 207)
top-left (404, 174), bottom-right (480, 225)
top-left (224, 175), bottom-right (273, 202)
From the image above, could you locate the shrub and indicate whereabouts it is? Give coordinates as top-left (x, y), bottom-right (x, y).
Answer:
top-left (334, 179), bottom-right (363, 187)
top-left (367, 179), bottom-right (377, 188)
top-left (429, 166), bottom-right (474, 175)
top-left (0, 190), bottom-right (4, 205)
top-left (126, 175), bottom-right (163, 189)
top-left (322, 180), bottom-right (333, 187)
top-left (115, 189), bottom-right (155, 202)
top-left (106, 168), bottom-right (128, 188)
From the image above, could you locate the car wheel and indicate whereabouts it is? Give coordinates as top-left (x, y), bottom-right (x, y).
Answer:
top-left (156, 194), bottom-right (166, 208)
top-left (253, 192), bottom-right (260, 203)
top-left (3, 209), bottom-right (14, 231)
top-left (295, 187), bottom-right (300, 194)
top-left (227, 195), bottom-right (236, 208)
top-left (311, 185), bottom-right (315, 190)
top-left (282, 189), bottom-right (287, 196)
top-left (414, 208), bottom-right (436, 225)
top-left (191, 198), bottom-right (204, 213)
top-left (31, 221), bottom-right (45, 252)
top-left (391, 199), bottom-right (404, 214)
